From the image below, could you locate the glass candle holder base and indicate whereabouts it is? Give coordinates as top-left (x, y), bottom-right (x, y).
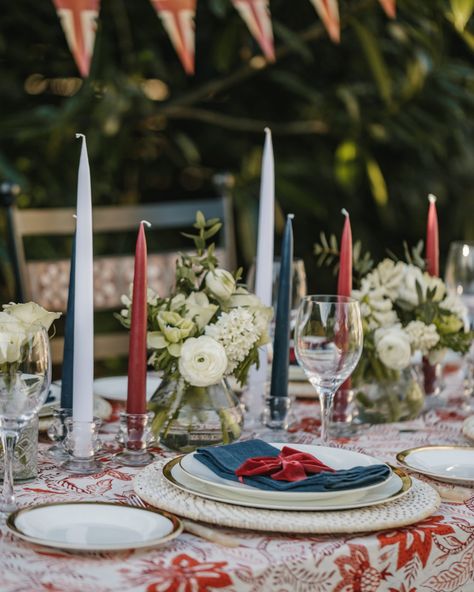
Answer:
top-left (47, 408), bottom-right (72, 462)
top-left (262, 396), bottom-right (291, 430)
top-left (115, 411), bottom-right (155, 467)
top-left (62, 418), bottom-right (103, 475)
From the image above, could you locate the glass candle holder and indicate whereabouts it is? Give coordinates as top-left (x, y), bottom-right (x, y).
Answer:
top-left (62, 417), bottom-right (102, 474)
top-left (115, 411), bottom-right (155, 467)
top-left (47, 408), bottom-right (72, 461)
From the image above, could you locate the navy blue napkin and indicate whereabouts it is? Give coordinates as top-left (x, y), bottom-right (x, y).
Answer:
top-left (195, 439), bottom-right (391, 492)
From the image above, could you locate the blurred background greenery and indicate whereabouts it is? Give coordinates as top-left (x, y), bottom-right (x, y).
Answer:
top-left (1, 0), bottom-right (474, 301)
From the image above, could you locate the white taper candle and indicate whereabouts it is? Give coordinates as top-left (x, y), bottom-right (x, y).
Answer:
top-left (72, 134), bottom-right (94, 426)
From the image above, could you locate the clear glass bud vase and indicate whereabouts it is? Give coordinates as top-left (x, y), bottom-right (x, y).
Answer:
top-left (0, 416), bottom-right (38, 482)
top-left (148, 378), bottom-right (244, 453)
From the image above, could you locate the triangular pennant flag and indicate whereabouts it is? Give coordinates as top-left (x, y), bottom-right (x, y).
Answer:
top-left (149, 0), bottom-right (197, 75)
top-left (309, 0), bottom-right (340, 43)
top-left (52, 0), bottom-right (100, 77)
top-left (231, 0), bottom-right (275, 62)
top-left (378, 0), bottom-right (396, 19)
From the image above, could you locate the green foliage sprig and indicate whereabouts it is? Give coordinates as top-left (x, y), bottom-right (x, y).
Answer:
top-left (314, 232), bottom-right (374, 282)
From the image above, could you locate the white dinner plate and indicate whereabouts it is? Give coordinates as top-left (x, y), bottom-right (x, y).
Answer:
top-left (164, 457), bottom-right (411, 511)
top-left (7, 502), bottom-right (182, 551)
top-left (93, 374), bottom-right (161, 402)
top-left (180, 443), bottom-right (392, 502)
top-left (397, 445), bottom-right (474, 485)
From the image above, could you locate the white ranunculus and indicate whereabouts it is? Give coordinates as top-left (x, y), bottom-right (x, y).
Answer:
top-left (0, 320), bottom-right (28, 364)
top-left (178, 336), bottom-right (228, 387)
top-left (184, 292), bottom-right (218, 329)
top-left (365, 259), bottom-right (407, 300)
top-left (3, 302), bottom-right (61, 330)
top-left (205, 269), bottom-right (236, 301)
top-left (374, 325), bottom-right (411, 370)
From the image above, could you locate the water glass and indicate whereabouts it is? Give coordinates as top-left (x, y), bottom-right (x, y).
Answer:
top-left (294, 296), bottom-right (363, 443)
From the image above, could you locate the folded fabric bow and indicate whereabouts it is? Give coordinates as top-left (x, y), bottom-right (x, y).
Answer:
top-left (235, 446), bottom-right (335, 482)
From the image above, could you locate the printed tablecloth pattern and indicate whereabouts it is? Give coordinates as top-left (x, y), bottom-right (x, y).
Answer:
top-left (1, 398), bottom-right (474, 592)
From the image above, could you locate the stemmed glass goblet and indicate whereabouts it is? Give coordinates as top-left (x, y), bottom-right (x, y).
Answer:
top-left (0, 324), bottom-right (51, 512)
top-left (294, 296), bottom-right (363, 443)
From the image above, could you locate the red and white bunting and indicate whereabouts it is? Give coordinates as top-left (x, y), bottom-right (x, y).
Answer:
top-left (378, 0), bottom-right (396, 19)
top-left (149, 0), bottom-right (196, 75)
top-left (52, 0), bottom-right (100, 77)
top-left (231, 0), bottom-right (275, 62)
top-left (309, 0), bottom-right (340, 43)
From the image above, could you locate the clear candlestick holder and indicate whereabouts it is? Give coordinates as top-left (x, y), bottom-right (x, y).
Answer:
top-left (47, 408), bottom-right (72, 461)
top-left (263, 395), bottom-right (291, 430)
top-left (115, 411), bottom-right (155, 467)
top-left (62, 417), bottom-right (103, 474)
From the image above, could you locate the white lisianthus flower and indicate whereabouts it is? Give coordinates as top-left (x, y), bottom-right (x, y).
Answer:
top-left (184, 292), bottom-right (218, 329)
top-left (364, 259), bottom-right (407, 301)
top-left (405, 320), bottom-right (440, 354)
top-left (178, 336), bottom-right (228, 387)
top-left (0, 319), bottom-right (28, 364)
top-left (423, 274), bottom-right (446, 302)
top-left (205, 308), bottom-right (261, 373)
top-left (228, 287), bottom-right (261, 308)
top-left (352, 283), bottom-right (397, 330)
top-left (2, 302), bottom-right (61, 331)
top-left (205, 269), bottom-right (236, 301)
top-left (374, 325), bottom-right (411, 370)
top-left (397, 266), bottom-right (445, 307)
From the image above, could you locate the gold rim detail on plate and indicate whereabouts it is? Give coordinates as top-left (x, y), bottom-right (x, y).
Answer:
top-left (396, 445), bottom-right (474, 484)
top-left (7, 501), bottom-right (183, 551)
top-left (162, 456), bottom-right (411, 511)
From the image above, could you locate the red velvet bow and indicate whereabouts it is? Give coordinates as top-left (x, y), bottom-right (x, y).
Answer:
top-left (235, 446), bottom-right (335, 482)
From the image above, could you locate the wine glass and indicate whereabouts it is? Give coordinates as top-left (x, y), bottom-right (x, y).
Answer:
top-left (445, 241), bottom-right (474, 394)
top-left (294, 296), bottom-right (363, 443)
top-left (0, 324), bottom-right (51, 512)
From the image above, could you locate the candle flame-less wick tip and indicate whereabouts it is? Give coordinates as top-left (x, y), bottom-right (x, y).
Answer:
top-left (341, 208), bottom-right (349, 217)
top-left (428, 194), bottom-right (437, 204)
top-left (287, 213), bottom-right (295, 220)
top-left (75, 133), bottom-right (85, 140)
top-left (72, 214), bottom-right (77, 219)
top-left (264, 127), bottom-right (271, 135)
top-left (140, 220), bottom-right (152, 228)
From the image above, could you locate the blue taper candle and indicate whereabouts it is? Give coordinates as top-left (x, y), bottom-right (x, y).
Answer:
top-left (60, 235), bottom-right (75, 410)
top-left (269, 214), bottom-right (294, 408)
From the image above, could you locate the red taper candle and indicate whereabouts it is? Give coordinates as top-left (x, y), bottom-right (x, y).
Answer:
top-left (426, 194), bottom-right (439, 277)
top-left (127, 221), bottom-right (150, 414)
top-left (337, 208), bottom-right (353, 297)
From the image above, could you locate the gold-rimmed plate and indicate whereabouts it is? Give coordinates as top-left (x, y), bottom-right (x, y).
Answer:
top-left (397, 445), bottom-right (474, 485)
top-left (7, 502), bottom-right (182, 551)
top-left (163, 456), bottom-right (412, 511)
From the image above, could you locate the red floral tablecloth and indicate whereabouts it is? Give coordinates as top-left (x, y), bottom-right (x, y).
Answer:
top-left (2, 392), bottom-right (474, 592)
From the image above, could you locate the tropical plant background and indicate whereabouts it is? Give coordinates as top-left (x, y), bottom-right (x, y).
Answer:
top-left (1, 0), bottom-right (473, 301)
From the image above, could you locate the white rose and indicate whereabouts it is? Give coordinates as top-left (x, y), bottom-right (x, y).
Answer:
top-left (178, 336), bottom-right (228, 387)
top-left (3, 302), bottom-right (61, 330)
top-left (184, 292), bottom-right (218, 329)
top-left (374, 326), bottom-right (411, 370)
top-left (0, 320), bottom-right (28, 364)
top-left (205, 269), bottom-right (236, 301)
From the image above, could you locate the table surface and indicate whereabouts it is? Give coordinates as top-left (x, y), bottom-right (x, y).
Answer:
top-left (2, 383), bottom-right (474, 592)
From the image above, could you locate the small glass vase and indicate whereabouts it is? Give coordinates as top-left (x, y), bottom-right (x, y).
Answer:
top-left (148, 378), bottom-right (244, 453)
top-left (354, 366), bottom-right (425, 424)
top-left (0, 417), bottom-right (38, 482)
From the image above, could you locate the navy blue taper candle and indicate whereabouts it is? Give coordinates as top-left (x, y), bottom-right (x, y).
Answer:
top-left (269, 214), bottom-right (294, 420)
top-left (60, 235), bottom-right (75, 410)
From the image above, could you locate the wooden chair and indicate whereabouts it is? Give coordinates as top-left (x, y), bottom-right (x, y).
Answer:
top-left (3, 183), bottom-right (236, 366)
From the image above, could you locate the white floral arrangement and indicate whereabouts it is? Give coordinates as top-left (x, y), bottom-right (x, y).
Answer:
top-left (0, 302), bottom-right (61, 366)
top-left (118, 212), bottom-right (272, 389)
top-left (315, 238), bottom-right (472, 383)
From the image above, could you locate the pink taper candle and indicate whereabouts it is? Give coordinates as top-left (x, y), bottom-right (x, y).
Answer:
top-left (426, 194), bottom-right (439, 277)
top-left (337, 208), bottom-right (352, 297)
top-left (127, 221), bottom-right (150, 414)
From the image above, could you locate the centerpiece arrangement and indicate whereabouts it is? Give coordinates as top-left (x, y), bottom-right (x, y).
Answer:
top-left (118, 212), bottom-right (272, 452)
top-left (315, 237), bottom-right (472, 422)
